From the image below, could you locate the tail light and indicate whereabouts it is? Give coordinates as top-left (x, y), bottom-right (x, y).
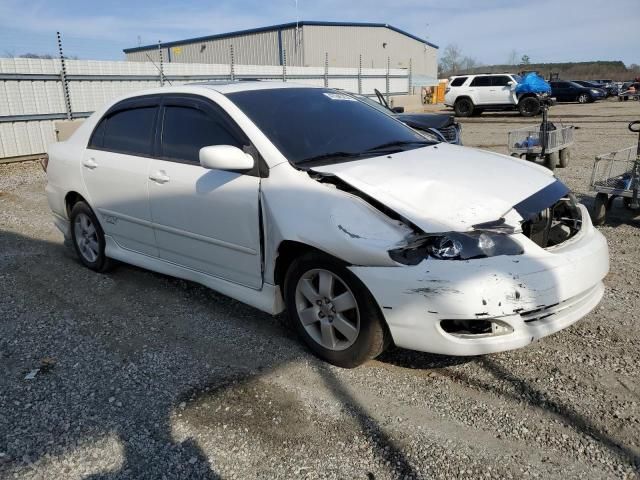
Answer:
top-left (40, 154), bottom-right (49, 172)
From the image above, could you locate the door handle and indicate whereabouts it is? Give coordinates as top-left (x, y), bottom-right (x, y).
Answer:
top-left (82, 158), bottom-right (98, 169)
top-left (149, 171), bottom-right (170, 184)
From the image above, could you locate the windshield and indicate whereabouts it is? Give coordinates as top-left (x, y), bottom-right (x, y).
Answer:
top-left (569, 81), bottom-right (589, 89)
top-left (352, 94), bottom-right (393, 114)
top-left (512, 74), bottom-right (522, 83)
top-left (226, 87), bottom-right (431, 166)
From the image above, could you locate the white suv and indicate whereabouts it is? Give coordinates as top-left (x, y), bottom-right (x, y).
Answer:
top-left (445, 73), bottom-right (541, 117)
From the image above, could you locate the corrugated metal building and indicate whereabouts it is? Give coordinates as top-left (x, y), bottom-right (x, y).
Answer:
top-left (123, 21), bottom-right (438, 84)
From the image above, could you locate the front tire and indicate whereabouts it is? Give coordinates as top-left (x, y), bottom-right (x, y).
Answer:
top-left (454, 98), bottom-right (474, 117)
top-left (592, 193), bottom-right (608, 226)
top-left (284, 252), bottom-right (388, 368)
top-left (577, 93), bottom-right (590, 104)
top-left (559, 148), bottom-right (571, 168)
top-left (70, 201), bottom-right (113, 272)
top-left (518, 96), bottom-right (541, 117)
top-left (545, 152), bottom-right (559, 171)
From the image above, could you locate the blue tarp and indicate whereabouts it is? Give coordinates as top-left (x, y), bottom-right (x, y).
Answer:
top-left (515, 73), bottom-right (551, 95)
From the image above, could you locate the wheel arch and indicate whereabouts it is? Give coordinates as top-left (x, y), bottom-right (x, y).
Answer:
top-left (273, 240), bottom-right (348, 290)
top-left (64, 191), bottom-right (90, 219)
top-left (454, 95), bottom-right (473, 105)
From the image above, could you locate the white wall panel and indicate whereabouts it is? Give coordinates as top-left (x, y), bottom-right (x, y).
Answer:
top-left (0, 57), bottom-right (408, 159)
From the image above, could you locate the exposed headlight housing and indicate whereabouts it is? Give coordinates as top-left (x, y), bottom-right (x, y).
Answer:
top-left (389, 231), bottom-right (523, 265)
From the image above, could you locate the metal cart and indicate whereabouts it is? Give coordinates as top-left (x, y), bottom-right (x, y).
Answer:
top-left (508, 94), bottom-right (575, 171)
top-left (590, 121), bottom-right (640, 225)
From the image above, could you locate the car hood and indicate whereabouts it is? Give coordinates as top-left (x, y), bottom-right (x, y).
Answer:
top-left (311, 143), bottom-right (557, 233)
top-left (396, 113), bottom-right (456, 130)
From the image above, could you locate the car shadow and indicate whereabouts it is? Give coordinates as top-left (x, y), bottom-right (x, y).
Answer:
top-left (437, 357), bottom-right (640, 469)
top-left (0, 230), bottom-right (433, 479)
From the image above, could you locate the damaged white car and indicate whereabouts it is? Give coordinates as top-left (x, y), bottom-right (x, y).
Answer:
top-left (45, 82), bottom-right (609, 367)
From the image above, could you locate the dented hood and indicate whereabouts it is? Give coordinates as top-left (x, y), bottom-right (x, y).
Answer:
top-left (311, 143), bottom-right (556, 233)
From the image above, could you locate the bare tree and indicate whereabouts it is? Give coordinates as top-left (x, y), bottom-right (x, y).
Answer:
top-left (439, 44), bottom-right (480, 77)
top-left (438, 44), bottom-right (462, 76)
top-left (19, 53), bottom-right (55, 59)
top-left (461, 56), bottom-right (478, 71)
top-left (507, 50), bottom-right (518, 66)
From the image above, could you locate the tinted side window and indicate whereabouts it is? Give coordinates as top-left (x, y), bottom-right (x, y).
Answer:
top-left (492, 76), bottom-right (512, 87)
top-left (470, 76), bottom-right (491, 87)
top-left (102, 107), bottom-right (157, 156)
top-left (88, 117), bottom-right (107, 149)
top-left (160, 106), bottom-right (242, 163)
top-left (450, 77), bottom-right (467, 87)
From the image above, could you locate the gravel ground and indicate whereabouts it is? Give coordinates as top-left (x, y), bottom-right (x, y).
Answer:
top-left (1, 100), bottom-right (639, 480)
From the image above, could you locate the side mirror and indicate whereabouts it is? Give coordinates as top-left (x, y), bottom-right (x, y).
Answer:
top-left (199, 145), bottom-right (254, 171)
top-left (391, 106), bottom-right (405, 113)
top-left (507, 81), bottom-right (515, 86)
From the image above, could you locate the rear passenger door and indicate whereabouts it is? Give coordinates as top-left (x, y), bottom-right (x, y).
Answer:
top-left (469, 76), bottom-right (492, 104)
top-left (82, 97), bottom-right (159, 257)
top-left (147, 95), bottom-right (263, 288)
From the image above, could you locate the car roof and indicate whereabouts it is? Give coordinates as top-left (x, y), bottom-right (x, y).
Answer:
top-left (451, 73), bottom-right (516, 78)
top-left (193, 80), bottom-right (317, 94)
top-left (106, 81), bottom-right (320, 104)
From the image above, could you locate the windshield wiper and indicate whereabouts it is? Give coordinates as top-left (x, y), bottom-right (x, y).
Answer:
top-left (364, 140), bottom-right (433, 152)
top-left (297, 140), bottom-right (432, 166)
top-left (297, 151), bottom-right (367, 165)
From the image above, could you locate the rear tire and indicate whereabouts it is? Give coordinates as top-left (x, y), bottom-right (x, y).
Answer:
top-left (592, 193), bottom-right (608, 225)
top-left (518, 96), bottom-right (541, 117)
top-left (69, 201), bottom-right (113, 272)
top-left (284, 252), bottom-right (388, 368)
top-left (559, 148), bottom-right (571, 168)
top-left (454, 98), bottom-right (474, 117)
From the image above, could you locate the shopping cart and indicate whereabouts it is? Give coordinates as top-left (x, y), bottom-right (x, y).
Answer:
top-left (590, 120), bottom-right (640, 225)
top-left (508, 94), bottom-right (574, 171)
top-left (508, 122), bottom-right (574, 170)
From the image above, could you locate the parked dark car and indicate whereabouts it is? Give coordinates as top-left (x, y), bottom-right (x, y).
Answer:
top-left (591, 79), bottom-right (618, 96)
top-left (352, 89), bottom-right (462, 144)
top-left (572, 81), bottom-right (608, 97)
top-left (549, 81), bottom-right (605, 103)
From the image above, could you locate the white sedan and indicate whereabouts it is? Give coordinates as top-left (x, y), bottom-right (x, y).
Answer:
top-left (45, 82), bottom-right (609, 367)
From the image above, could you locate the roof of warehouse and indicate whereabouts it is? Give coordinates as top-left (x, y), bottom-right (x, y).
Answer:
top-left (123, 21), bottom-right (439, 53)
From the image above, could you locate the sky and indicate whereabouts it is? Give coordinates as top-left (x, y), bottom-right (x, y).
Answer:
top-left (0, 0), bottom-right (638, 66)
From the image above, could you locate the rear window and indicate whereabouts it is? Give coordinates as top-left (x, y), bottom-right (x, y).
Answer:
top-left (470, 76), bottom-right (491, 87)
top-left (94, 107), bottom-right (157, 156)
top-left (450, 77), bottom-right (467, 87)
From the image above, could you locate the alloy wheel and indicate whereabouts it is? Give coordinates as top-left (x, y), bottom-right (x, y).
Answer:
top-left (294, 269), bottom-right (360, 351)
top-left (74, 212), bottom-right (99, 263)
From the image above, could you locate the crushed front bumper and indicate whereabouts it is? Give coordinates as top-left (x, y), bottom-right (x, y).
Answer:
top-left (349, 205), bottom-right (609, 356)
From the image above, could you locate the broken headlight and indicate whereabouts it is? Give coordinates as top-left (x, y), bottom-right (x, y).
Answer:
top-left (389, 231), bottom-right (523, 265)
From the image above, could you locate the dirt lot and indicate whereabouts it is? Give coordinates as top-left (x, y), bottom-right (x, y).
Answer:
top-left (1, 100), bottom-right (639, 480)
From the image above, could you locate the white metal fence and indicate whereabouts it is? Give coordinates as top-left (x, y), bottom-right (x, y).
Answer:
top-left (0, 58), bottom-right (410, 160)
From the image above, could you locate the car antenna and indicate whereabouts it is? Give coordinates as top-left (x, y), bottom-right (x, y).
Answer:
top-left (144, 51), bottom-right (173, 86)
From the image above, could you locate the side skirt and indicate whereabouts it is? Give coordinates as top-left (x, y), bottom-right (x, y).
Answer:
top-left (104, 236), bottom-right (286, 315)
